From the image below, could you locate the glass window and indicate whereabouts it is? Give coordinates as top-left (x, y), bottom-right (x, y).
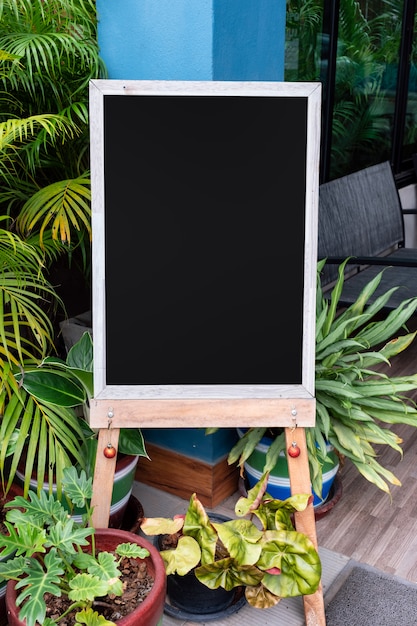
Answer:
top-left (285, 0), bottom-right (417, 182)
top-left (402, 8), bottom-right (417, 162)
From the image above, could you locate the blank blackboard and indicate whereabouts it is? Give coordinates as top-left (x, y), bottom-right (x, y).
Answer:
top-left (89, 81), bottom-right (321, 429)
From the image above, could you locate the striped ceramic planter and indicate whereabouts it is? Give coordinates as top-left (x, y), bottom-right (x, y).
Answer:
top-left (237, 429), bottom-right (339, 507)
top-left (15, 454), bottom-right (139, 528)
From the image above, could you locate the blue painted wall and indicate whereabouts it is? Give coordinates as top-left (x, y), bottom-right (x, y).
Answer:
top-left (212, 0), bottom-right (284, 80)
top-left (97, 0), bottom-right (285, 80)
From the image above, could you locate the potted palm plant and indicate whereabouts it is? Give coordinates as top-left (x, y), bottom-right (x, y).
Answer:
top-left (0, 466), bottom-right (166, 626)
top-left (219, 258), bottom-right (417, 503)
top-left (2, 331), bottom-right (148, 526)
top-left (0, 0), bottom-right (107, 364)
top-left (141, 472), bottom-right (321, 616)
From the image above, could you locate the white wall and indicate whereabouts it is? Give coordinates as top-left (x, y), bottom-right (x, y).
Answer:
top-left (399, 183), bottom-right (417, 247)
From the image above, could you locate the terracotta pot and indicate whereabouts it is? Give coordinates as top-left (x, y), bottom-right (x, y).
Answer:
top-left (0, 482), bottom-right (25, 626)
top-left (0, 485), bottom-right (145, 626)
top-left (6, 528), bottom-right (167, 626)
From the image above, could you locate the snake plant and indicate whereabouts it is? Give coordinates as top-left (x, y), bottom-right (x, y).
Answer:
top-left (225, 258), bottom-right (417, 499)
top-left (313, 257), bottom-right (417, 495)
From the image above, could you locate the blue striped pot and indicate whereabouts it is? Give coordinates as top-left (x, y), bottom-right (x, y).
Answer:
top-left (237, 428), bottom-right (339, 507)
top-left (15, 454), bottom-right (139, 528)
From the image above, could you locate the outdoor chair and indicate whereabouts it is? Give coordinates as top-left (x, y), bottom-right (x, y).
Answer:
top-left (318, 160), bottom-right (417, 309)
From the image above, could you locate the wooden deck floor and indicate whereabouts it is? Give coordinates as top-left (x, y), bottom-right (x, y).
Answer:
top-left (316, 313), bottom-right (417, 582)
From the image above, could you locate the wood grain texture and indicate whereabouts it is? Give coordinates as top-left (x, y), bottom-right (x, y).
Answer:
top-left (135, 442), bottom-right (239, 508)
top-left (286, 427), bottom-right (326, 626)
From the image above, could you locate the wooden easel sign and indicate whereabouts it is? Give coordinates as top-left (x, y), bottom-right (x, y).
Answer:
top-left (89, 80), bottom-right (324, 624)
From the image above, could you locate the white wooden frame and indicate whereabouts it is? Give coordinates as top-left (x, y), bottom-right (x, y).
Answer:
top-left (89, 80), bottom-right (326, 624)
top-left (88, 80), bottom-right (321, 430)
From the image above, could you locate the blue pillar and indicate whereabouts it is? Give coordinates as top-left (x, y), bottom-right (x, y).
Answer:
top-left (95, 0), bottom-right (286, 465)
top-left (97, 0), bottom-right (285, 81)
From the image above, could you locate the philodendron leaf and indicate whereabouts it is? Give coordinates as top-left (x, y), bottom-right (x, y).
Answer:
top-left (258, 530), bottom-right (321, 598)
top-left (119, 428), bottom-right (149, 457)
top-left (16, 369), bottom-right (86, 406)
top-left (160, 535), bottom-right (201, 576)
top-left (87, 552), bottom-right (121, 582)
top-left (213, 520), bottom-right (262, 566)
top-left (15, 549), bottom-right (65, 626)
top-left (47, 520), bottom-right (93, 555)
top-left (195, 557), bottom-right (263, 591)
top-left (245, 582), bottom-right (282, 608)
top-left (75, 608), bottom-right (116, 626)
top-left (116, 542), bottom-right (150, 559)
top-left (0, 521), bottom-right (46, 558)
top-left (66, 332), bottom-right (93, 372)
top-left (141, 516), bottom-right (184, 536)
top-left (0, 556), bottom-right (32, 581)
top-left (68, 573), bottom-right (113, 602)
top-left (62, 466), bottom-right (93, 508)
top-left (6, 490), bottom-right (65, 524)
top-left (183, 494), bottom-right (218, 565)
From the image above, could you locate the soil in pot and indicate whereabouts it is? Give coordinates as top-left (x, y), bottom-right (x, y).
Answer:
top-left (42, 553), bottom-right (154, 625)
top-left (6, 528), bottom-right (167, 626)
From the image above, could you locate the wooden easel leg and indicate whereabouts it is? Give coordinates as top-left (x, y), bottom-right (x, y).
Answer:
top-left (285, 427), bottom-right (326, 626)
top-left (90, 427), bottom-right (120, 528)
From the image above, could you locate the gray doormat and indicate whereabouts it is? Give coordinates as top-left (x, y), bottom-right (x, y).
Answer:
top-left (325, 561), bottom-right (417, 625)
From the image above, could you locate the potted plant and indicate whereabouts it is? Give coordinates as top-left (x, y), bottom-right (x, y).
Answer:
top-left (216, 257), bottom-right (417, 502)
top-left (0, 0), bottom-right (113, 507)
top-left (1, 331), bottom-right (149, 526)
top-left (0, 466), bottom-right (166, 626)
top-left (141, 472), bottom-right (322, 614)
top-left (0, 0), bottom-right (106, 307)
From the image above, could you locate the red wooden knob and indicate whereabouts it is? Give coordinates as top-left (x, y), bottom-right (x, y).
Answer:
top-left (287, 442), bottom-right (301, 458)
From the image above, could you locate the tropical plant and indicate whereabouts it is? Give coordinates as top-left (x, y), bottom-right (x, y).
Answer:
top-left (0, 0), bottom-right (106, 289)
top-left (285, 0), bottom-right (407, 179)
top-left (0, 214), bottom-right (68, 489)
top-left (0, 1), bottom-right (110, 500)
top-left (0, 466), bottom-right (154, 626)
top-left (217, 258), bottom-right (417, 500)
top-left (141, 472), bottom-right (321, 610)
top-left (0, 331), bottom-right (148, 500)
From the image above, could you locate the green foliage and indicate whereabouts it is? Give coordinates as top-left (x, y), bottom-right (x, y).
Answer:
top-left (142, 473), bottom-right (321, 609)
top-left (315, 258), bottom-right (417, 495)
top-left (0, 0), bottom-right (106, 262)
top-left (0, 467), bottom-right (150, 626)
top-left (0, 331), bottom-right (148, 501)
top-left (0, 332), bottom-right (147, 496)
top-left (286, 0), bottom-right (405, 178)
top-left (222, 258), bottom-right (417, 500)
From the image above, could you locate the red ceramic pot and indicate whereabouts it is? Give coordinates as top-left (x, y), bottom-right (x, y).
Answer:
top-left (6, 528), bottom-right (167, 626)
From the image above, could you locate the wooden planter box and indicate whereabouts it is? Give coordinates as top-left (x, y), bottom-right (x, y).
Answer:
top-left (136, 442), bottom-right (239, 508)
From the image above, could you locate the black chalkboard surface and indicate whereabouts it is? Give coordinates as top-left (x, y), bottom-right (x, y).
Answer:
top-left (104, 94), bottom-right (306, 385)
top-left (89, 80), bottom-right (321, 427)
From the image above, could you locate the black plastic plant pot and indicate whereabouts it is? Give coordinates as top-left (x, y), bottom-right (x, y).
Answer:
top-left (157, 512), bottom-right (247, 621)
top-left (167, 570), bottom-right (235, 614)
